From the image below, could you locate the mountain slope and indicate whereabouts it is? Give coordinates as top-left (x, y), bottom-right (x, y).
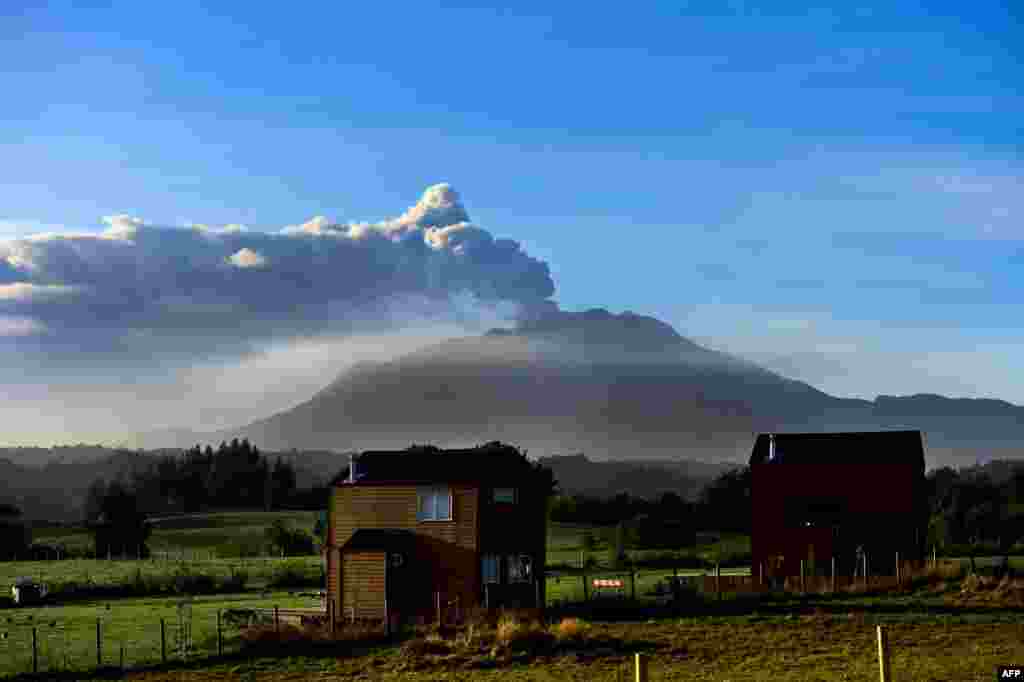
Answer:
top-left (205, 308), bottom-right (1024, 468)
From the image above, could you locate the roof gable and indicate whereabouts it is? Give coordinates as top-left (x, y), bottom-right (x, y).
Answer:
top-left (749, 430), bottom-right (925, 468)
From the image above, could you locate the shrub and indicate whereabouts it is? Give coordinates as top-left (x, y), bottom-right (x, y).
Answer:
top-left (221, 566), bottom-right (249, 592)
top-left (172, 568), bottom-right (217, 595)
top-left (552, 617), bottom-right (589, 641)
top-left (267, 561), bottom-right (319, 588)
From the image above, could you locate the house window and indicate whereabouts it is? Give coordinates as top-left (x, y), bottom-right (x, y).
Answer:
top-left (507, 554), bottom-right (532, 583)
top-left (417, 486), bottom-right (452, 521)
top-left (493, 487), bottom-right (516, 504)
top-left (482, 554), bottom-right (500, 584)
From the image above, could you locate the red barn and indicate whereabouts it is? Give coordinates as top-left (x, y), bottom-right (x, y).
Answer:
top-left (750, 431), bottom-right (928, 580)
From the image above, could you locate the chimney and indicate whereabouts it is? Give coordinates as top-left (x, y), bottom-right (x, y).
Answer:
top-left (768, 434), bottom-right (776, 462)
top-left (348, 454), bottom-right (357, 483)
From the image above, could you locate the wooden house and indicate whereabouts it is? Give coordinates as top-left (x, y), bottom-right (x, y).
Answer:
top-left (749, 431), bottom-right (928, 580)
top-left (324, 443), bottom-right (552, 625)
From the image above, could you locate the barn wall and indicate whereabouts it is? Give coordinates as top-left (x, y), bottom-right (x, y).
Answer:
top-left (752, 461), bottom-right (925, 578)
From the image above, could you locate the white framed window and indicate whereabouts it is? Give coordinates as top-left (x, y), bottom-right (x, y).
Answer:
top-left (507, 554), bottom-right (532, 583)
top-left (482, 554), bottom-right (500, 584)
top-left (493, 487), bottom-right (516, 504)
top-left (417, 486), bottom-right (452, 521)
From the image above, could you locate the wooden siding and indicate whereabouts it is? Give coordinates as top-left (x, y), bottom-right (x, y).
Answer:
top-left (342, 551), bottom-right (385, 620)
top-left (330, 484), bottom-right (480, 619)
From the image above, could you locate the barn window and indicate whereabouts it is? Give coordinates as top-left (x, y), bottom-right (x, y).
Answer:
top-left (482, 555), bottom-right (500, 584)
top-left (493, 487), bottom-right (516, 504)
top-left (417, 486), bottom-right (452, 521)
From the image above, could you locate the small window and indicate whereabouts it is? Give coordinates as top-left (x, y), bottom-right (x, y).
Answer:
top-left (493, 487), bottom-right (516, 504)
top-left (507, 554), bottom-right (532, 583)
top-left (482, 554), bottom-right (500, 584)
top-left (417, 486), bottom-right (453, 521)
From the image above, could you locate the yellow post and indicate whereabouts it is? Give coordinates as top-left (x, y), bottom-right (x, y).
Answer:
top-left (634, 653), bottom-right (648, 682)
top-left (877, 625), bottom-right (891, 682)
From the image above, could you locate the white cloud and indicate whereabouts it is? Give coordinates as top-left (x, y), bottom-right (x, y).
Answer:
top-left (227, 248), bottom-right (268, 268)
top-left (0, 315), bottom-right (44, 336)
top-left (0, 282), bottom-right (78, 301)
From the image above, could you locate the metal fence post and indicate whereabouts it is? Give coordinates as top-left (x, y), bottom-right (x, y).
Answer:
top-left (32, 626), bottom-right (38, 673)
top-left (831, 556), bottom-right (836, 594)
top-left (160, 618), bottom-right (166, 663)
top-left (217, 610), bottom-right (223, 656)
top-left (634, 652), bottom-right (648, 682)
top-left (877, 625), bottom-right (891, 682)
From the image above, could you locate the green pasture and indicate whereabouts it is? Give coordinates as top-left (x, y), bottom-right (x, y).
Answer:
top-left (32, 511), bottom-right (319, 557)
top-left (0, 590), bottom-right (321, 677)
top-left (0, 556), bottom-right (322, 593)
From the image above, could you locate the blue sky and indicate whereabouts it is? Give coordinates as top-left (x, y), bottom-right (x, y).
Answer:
top-left (1, 1), bottom-right (1022, 444)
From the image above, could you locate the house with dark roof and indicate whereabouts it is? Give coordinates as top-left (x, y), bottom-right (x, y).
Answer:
top-left (324, 442), bottom-right (554, 626)
top-left (749, 431), bottom-right (929, 581)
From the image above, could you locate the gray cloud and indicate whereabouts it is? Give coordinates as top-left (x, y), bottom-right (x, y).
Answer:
top-left (0, 184), bottom-right (555, 372)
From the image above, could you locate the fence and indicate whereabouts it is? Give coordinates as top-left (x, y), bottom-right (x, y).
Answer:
top-left (0, 601), bottom-right (279, 676)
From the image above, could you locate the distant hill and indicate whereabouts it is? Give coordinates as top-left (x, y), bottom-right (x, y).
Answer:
top-left (183, 308), bottom-right (1024, 469)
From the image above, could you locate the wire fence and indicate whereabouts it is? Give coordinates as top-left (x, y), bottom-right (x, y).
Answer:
top-left (0, 601), bottom-right (261, 676)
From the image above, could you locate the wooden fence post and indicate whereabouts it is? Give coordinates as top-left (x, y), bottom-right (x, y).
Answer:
top-left (715, 562), bottom-right (721, 601)
top-left (217, 609), bottom-right (223, 656)
top-left (32, 626), bottom-right (37, 673)
top-left (160, 618), bottom-right (166, 663)
top-left (876, 625), bottom-right (891, 682)
top-left (96, 617), bottom-right (102, 668)
top-left (634, 652), bottom-right (648, 682)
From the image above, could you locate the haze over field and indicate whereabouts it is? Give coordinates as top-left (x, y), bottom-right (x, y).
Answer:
top-left (1, 2), bottom-right (1021, 468)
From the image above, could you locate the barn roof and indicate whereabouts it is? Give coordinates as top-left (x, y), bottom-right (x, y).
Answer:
top-left (340, 528), bottom-right (416, 553)
top-left (329, 443), bottom-right (538, 486)
top-left (748, 430), bottom-right (925, 468)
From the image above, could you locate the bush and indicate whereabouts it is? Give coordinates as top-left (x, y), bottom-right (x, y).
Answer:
top-left (221, 566), bottom-right (249, 592)
top-left (267, 561), bottom-right (319, 589)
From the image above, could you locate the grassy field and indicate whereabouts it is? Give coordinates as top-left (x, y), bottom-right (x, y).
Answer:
top-left (0, 590), bottom-right (322, 677)
top-left (30, 610), bottom-right (1023, 682)
top-left (0, 556), bottom-right (322, 594)
top-left (32, 511), bottom-right (319, 556)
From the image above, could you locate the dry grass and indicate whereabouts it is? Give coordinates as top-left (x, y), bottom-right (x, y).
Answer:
top-left (116, 616), bottom-right (1024, 682)
top-left (948, 574), bottom-right (1024, 608)
top-left (552, 616), bottom-right (590, 640)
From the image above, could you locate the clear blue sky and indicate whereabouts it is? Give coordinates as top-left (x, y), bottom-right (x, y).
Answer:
top-left (1, 1), bottom-right (1022, 444)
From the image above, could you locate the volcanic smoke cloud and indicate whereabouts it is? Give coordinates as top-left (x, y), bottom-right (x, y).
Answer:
top-left (0, 184), bottom-right (556, 369)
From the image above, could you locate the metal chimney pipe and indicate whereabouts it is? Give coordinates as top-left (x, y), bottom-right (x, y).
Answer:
top-left (349, 454), bottom-right (357, 483)
top-left (768, 434), bottom-right (776, 461)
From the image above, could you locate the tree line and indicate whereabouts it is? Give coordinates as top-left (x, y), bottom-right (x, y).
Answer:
top-left (549, 461), bottom-right (1024, 556)
top-left (84, 438), bottom-right (304, 517)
